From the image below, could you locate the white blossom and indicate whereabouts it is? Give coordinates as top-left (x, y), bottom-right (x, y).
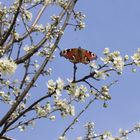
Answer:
top-left (100, 85), bottom-right (111, 100)
top-left (14, 32), bottom-right (20, 40)
top-left (18, 125), bottom-right (26, 132)
top-left (19, 103), bottom-right (26, 110)
top-left (58, 136), bottom-right (67, 140)
top-left (33, 0), bottom-right (41, 3)
top-left (56, 77), bottom-right (64, 90)
top-left (13, 87), bottom-right (20, 96)
top-left (101, 50), bottom-right (124, 71)
top-left (74, 12), bottom-right (86, 20)
top-left (85, 122), bottom-right (95, 128)
top-left (23, 46), bottom-right (30, 52)
top-left (113, 55), bottom-right (124, 70)
top-left (103, 48), bottom-right (110, 55)
top-left (54, 99), bottom-right (75, 116)
top-left (51, 15), bottom-right (60, 21)
top-left (37, 108), bottom-right (46, 116)
top-left (23, 8), bottom-right (32, 21)
top-left (78, 21), bottom-right (85, 30)
top-left (135, 123), bottom-right (140, 131)
top-left (124, 55), bottom-right (129, 61)
top-left (55, 0), bottom-right (68, 9)
top-left (0, 91), bottom-right (4, 96)
top-left (94, 70), bottom-right (106, 79)
top-left (35, 103), bottom-right (51, 117)
top-left (47, 79), bottom-right (56, 93)
top-left (131, 48), bottom-right (140, 66)
top-left (0, 57), bottom-right (17, 75)
top-left (119, 128), bottom-right (128, 136)
top-left (102, 131), bottom-right (114, 140)
top-left (44, 102), bottom-right (51, 112)
top-left (69, 105), bottom-right (75, 116)
top-left (10, 111), bottom-right (19, 120)
top-left (132, 68), bottom-right (136, 73)
top-left (23, 45), bottom-right (34, 53)
top-left (76, 137), bottom-right (83, 140)
top-left (33, 24), bottom-right (45, 32)
top-left (44, 0), bottom-right (53, 5)
top-left (50, 115), bottom-right (56, 120)
top-left (47, 78), bottom-right (64, 98)
top-left (68, 84), bottom-right (89, 101)
top-left (25, 76), bottom-right (30, 82)
top-left (46, 68), bottom-right (52, 75)
top-left (90, 62), bottom-right (98, 69)
top-left (33, 60), bottom-right (39, 69)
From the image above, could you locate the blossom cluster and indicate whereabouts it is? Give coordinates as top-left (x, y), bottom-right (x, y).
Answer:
top-left (100, 85), bottom-right (111, 100)
top-left (23, 45), bottom-right (35, 53)
top-left (37, 43), bottom-right (55, 61)
top-left (35, 102), bottom-right (51, 117)
top-left (90, 85), bottom-right (111, 101)
top-left (101, 48), bottom-right (124, 71)
top-left (0, 57), bottom-right (17, 75)
top-left (47, 77), bottom-right (64, 96)
top-left (54, 99), bottom-right (75, 117)
top-left (47, 78), bottom-right (69, 117)
top-left (55, 0), bottom-right (69, 9)
top-left (131, 48), bottom-right (140, 66)
top-left (0, 91), bottom-right (10, 102)
top-left (18, 120), bottom-right (35, 132)
top-left (45, 24), bottom-right (64, 40)
top-left (68, 83), bottom-right (89, 101)
top-left (94, 69), bottom-right (106, 79)
top-left (74, 12), bottom-right (86, 30)
top-left (32, 24), bottom-right (47, 33)
top-left (21, 7), bottom-right (33, 21)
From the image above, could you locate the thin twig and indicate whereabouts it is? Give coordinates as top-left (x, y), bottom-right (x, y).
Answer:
top-left (61, 97), bottom-right (97, 137)
top-left (73, 63), bottom-right (77, 82)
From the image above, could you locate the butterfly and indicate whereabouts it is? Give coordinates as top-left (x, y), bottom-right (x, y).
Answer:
top-left (60, 47), bottom-right (97, 64)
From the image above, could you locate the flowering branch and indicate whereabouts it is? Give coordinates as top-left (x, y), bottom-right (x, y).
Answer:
top-left (0, 0), bottom-right (23, 46)
top-left (83, 122), bottom-right (140, 140)
top-left (60, 80), bottom-right (117, 138)
top-left (0, 0), bottom-right (79, 135)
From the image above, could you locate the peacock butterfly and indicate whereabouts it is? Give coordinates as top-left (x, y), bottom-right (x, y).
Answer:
top-left (60, 47), bottom-right (97, 64)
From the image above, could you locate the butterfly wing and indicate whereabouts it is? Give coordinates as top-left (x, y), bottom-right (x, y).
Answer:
top-left (60, 48), bottom-right (97, 64)
top-left (60, 48), bottom-right (79, 63)
top-left (81, 48), bottom-right (97, 64)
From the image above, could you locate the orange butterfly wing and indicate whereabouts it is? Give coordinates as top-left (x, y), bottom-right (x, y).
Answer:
top-left (81, 48), bottom-right (97, 64)
top-left (60, 48), bottom-right (79, 63)
top-left (60, 48), bottom-right (97, 64)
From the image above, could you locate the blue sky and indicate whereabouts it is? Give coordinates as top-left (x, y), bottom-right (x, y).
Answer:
top-left (4, 0), bottom-right (140, 139)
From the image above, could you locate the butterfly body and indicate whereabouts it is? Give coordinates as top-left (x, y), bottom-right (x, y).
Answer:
top-left (60, 47), bottom-right (97, 64)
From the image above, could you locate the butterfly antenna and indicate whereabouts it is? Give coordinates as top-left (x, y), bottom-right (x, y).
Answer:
top-left (78, 46), bottom-right (81, 49)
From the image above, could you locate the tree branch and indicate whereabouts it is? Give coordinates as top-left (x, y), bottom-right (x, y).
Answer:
top-left (0, 0), bottom-right (23, 46)
top-left (0, 0), bottom-right (78, 134)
